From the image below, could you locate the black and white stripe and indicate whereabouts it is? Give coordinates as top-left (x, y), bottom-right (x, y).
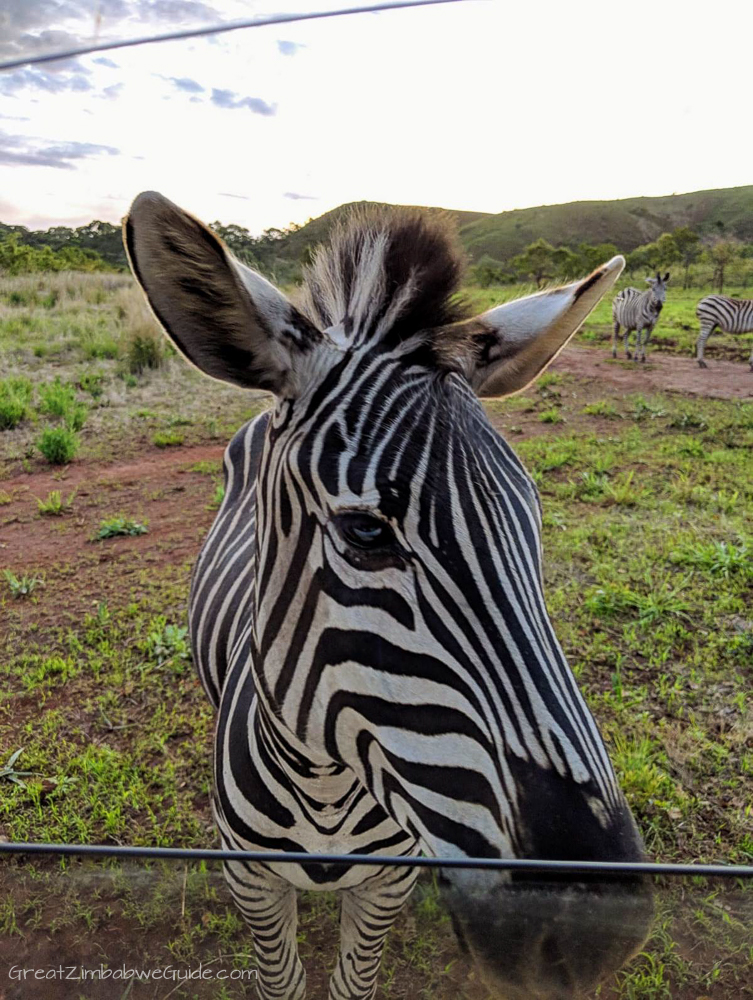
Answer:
top-left (125, 194), bottom-right (650, 1000)
top-left (611, 272), bottom-right (670, 362)
top-left (696, 293), bottom-right (753, 370)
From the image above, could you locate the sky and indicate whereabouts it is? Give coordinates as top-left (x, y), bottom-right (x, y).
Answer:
top-left (0, 0), bottom-right (751, 236)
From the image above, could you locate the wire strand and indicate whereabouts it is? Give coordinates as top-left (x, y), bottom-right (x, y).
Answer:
top-left (0, 0), bottom-right (475, 72)
top-left (0, 842), bottom-right (751, 878)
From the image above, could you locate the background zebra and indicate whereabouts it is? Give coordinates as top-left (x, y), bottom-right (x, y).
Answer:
top-left (125, 193), bottom-right (652, 1000)
top-left (696, 293), bottom-right (753, 370)
top-left (611, 272), bottom-right (670, 362)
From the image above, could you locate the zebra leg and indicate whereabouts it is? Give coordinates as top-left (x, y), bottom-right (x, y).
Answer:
top-left (223, 859), bottom-right (306, 1000)
top-left (641, 326), bottom-right (651, 362)
top-left (612, 321), bottom-right (620, 359)
top-left (633, 329), bottom-right (642, 361)
top-left (328, 865), bottom-right (419, 1000)
top-left (696, 322), bottom-right (715, 369)
top-left (623, 328), bottom-right (632, 360)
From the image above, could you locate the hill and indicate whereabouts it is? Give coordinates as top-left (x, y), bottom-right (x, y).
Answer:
top-left (456, 185), bottom-right (753, 262)
top-left (3, 185), bottom-right (752, 274)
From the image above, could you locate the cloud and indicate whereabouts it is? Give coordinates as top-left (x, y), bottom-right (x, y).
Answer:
top-left (164, 75), bottom-right (205, 93)
top-left (210, 89), bottom-right (276, 116)
top-left (93, 56), bottom-right (119, 68)
top-left (277, 40), bottom-right (304, 56)
top-left (0, 66), bottom-right (92, 97)
top-left (219, 192), bottom-right (250, 200)
top-left (100, 82), bottom-right (125, 99)
top-left (0, 1), bottom-right (223, 64)
top-left (0, 130), bottom-right (119, 170)
top-left (0, 113), bottom-right (30, 121)
top-left (284, 192), bottom-right (318, 201)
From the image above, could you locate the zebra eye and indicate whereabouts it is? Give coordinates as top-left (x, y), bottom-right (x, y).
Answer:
top-left (335, 512), bottom-right (394, 550)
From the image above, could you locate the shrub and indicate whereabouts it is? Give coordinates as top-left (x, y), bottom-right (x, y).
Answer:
top-left (4, 570), bottom-right (43, 599)
top-left (153, 430), bottom-right (183, 448)
top-left (94, 516), bottom-right (148, 540)
top-left (64, 402), bottom-right (89, 432)
top-left (38, 377), bottom-right (77, 418)
top-left (127, 332), bottom-right (164, 375)
top-left (0, 376), bottom-right (33, 430)
top-left (36, 490), bottom-right (75, 516)
top-left (36, 426), bottom-right (79, 464)
top-left (0, 395), bottom-right (27, 430)
top-left (78, 372), bottom-right (105, 398)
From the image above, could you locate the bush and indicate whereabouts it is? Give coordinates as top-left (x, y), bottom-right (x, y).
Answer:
top-left (127, 332), bottom-right (164, 375)
top-left (153, 430), bottom-right (183, 448)
top-left (0, 376), bottom-right (33, 430)
top-left (36, 426), bottom-right (79, 464)
top-left (94, 516), bottom-right (148, 540)
top-left (65, 402), bottom-right (89, 432)
top-left (0, 395), bottom-right (27, 430)
top-left (78, 372), bottom-right (105, 398)
top-left (38, 377), bottom-right (77, 418)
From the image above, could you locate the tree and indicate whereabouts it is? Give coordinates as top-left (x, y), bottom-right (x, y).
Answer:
top-left (706, 241), bottom-right (738, 293)
top-left (469, 255), bottom-right (509, 287)
top-left (511, 238), bottom-right (557, 287)
top-left (654, 232), bottom-right (681, 270)
top-left (671, 227), bottom-right (701, 288)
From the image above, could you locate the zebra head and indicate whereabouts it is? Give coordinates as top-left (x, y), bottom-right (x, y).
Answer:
top-left (126, 193), bottom-right (650, 996)
top-left (646, 271), bottom-right (670, 306)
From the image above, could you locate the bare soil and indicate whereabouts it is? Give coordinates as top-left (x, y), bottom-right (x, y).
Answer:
top-left (552, 345), bottom-right (753, 400)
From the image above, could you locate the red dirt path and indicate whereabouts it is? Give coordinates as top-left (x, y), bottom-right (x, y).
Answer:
top-left (552, 346), bottom-right (753, 399)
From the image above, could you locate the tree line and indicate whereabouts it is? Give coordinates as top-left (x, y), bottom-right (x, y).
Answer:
top-left (3, 214), bottom-right (753, 293)
top-left (472, 227), bottom-right (753, 294)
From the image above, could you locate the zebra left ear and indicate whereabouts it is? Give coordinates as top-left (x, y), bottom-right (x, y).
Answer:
top-left (441, 257), bottom-right (624, 398)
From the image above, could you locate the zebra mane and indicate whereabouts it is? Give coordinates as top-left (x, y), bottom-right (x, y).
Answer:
top-left (298, 206), bottom-right (471, 348)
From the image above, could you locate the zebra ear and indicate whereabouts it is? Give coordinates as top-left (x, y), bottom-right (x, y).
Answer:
top-left (442, 256), bottom-right (625, 398)
top-left (123, 191), bottom-right (321, 396)
top-left (664, 272), bottom-right (670, 282)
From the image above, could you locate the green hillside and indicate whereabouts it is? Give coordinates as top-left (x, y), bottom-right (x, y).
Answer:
top-left (457, 186), bottom-right (753, 261)
top-left (289, 185), bottom-right (753, 265)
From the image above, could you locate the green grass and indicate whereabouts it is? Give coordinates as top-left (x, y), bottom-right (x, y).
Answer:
top-left (35, 426), bottom-right (79, 464)
top-left (3, 570), bottom-right (43, 599)
top-left (94, 515), bottom-right (148, 540)
top-left (153, 430), bottom-right (184, 448)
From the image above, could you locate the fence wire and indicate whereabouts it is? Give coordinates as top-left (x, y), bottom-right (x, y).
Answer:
top-left (0, 0), bottom-right (475, 72)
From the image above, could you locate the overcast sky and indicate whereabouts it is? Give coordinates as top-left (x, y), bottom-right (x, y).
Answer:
top-left (0, 0), bottom-right (750, 235)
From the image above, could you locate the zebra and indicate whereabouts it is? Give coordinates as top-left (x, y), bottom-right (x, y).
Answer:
top-left (611, 272), bottom-right (670, 362)
top-left (696, 293), bottom-right (753, 370)
top-left (124, 193), bottom-right (652, 1000)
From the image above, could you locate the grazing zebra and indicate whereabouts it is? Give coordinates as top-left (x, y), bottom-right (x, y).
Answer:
top-left (611, 272), bottom-right (670, 362)
top-left (125, 193), bottom-right (651, 1000)
top-left (696, 294), bottom-right (753, 370)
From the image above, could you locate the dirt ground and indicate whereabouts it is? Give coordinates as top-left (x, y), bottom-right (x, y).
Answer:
top-left (552, 345), bottom-right (753, 400)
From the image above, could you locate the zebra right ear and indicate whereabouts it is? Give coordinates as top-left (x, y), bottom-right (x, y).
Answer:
top-left (123, 192), bottom-right (322, 396)
top-left (440, 256), bottom-right (625, 398)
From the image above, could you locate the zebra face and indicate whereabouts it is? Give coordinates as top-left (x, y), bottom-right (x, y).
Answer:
top-left (645, 271), bottom-right (670, 304)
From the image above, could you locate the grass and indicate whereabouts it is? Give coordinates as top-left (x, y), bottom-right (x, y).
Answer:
top-left (36, 489), bottom-right (75, 516)
top-left (35, 425), bottom-right (79, 464)
top-left (3, 570), bottom-right (43, 599)
top-left (153, 430), bottom-right (184, 448)
top-left (94, 515), bottom-right (148, 540)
